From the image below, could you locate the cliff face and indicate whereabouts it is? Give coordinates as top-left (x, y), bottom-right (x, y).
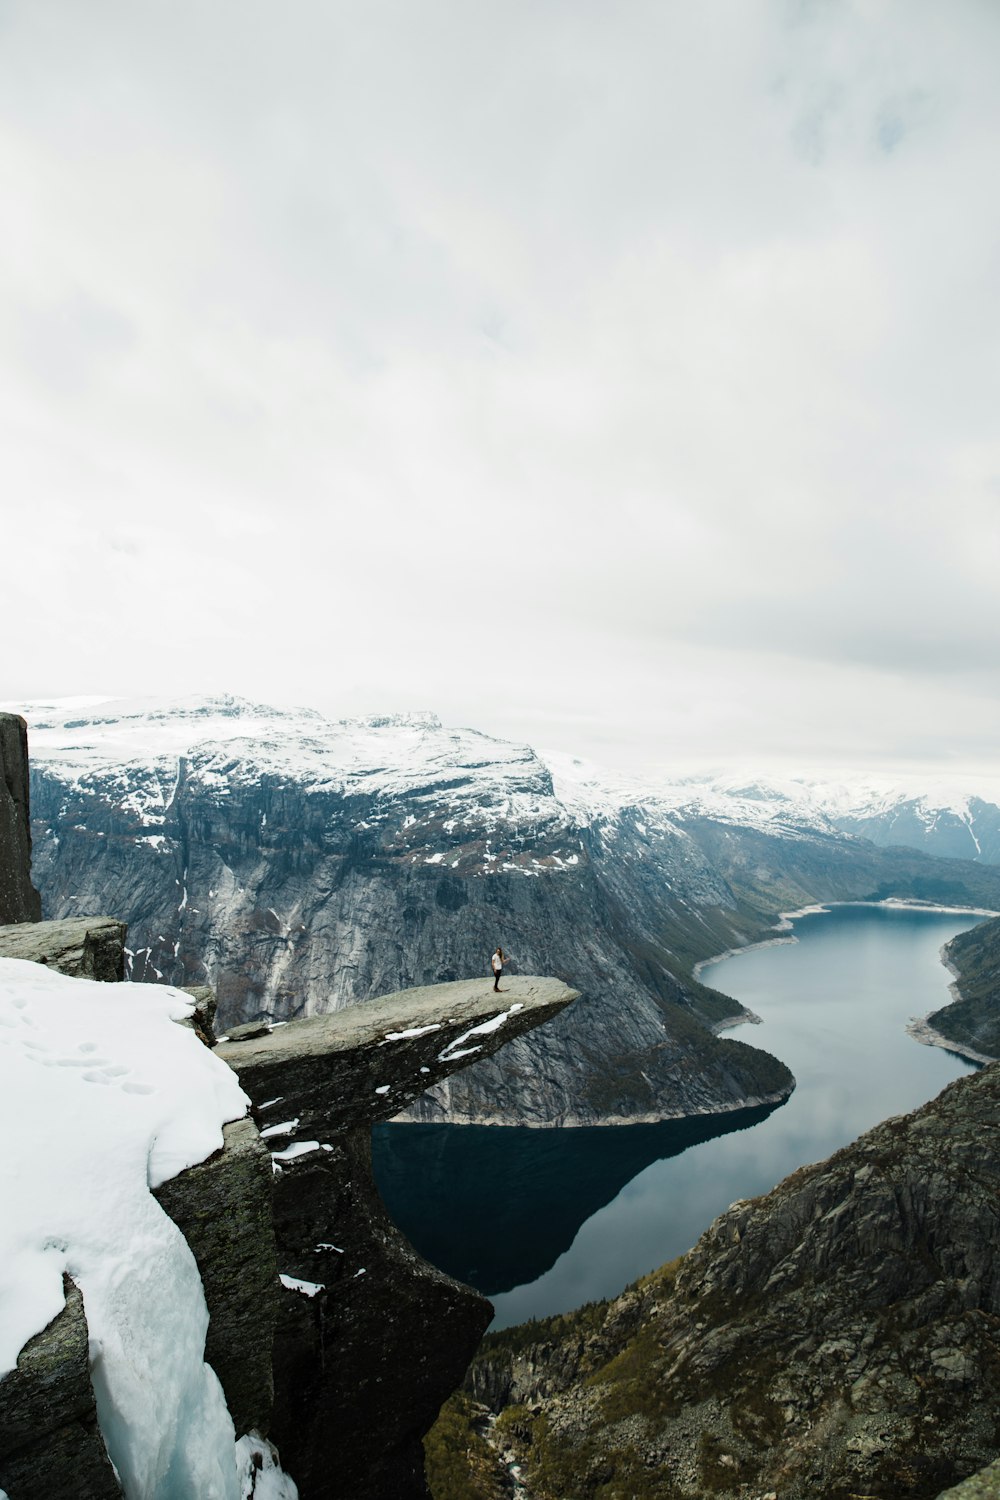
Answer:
top-left (0, 713), bottom-right (41, 924)
top-left (460, 1063), bottom-right (1000, 1500)
top-left (0, 1279), bottom-right (121, 1499)
top-left (26, 699), bottom-right (797, 1127)
top-left (0, 916), bottom-right (576, 1500)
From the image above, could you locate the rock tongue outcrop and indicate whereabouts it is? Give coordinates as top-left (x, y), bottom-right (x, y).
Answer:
top-left (216, 975), bottom-right (579, 1133)
top-left (217, 975), bottom-right (578, 1500)
top-left (0, 713), bottom-right (41, 924)
top-left (0, 898), bottom-right (578, 1500)
top-left (469, 1062), bottom-right (1000, 1500)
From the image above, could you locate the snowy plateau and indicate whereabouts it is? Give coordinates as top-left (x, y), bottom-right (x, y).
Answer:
top-left (0, 956), bottom-right (297, 1499)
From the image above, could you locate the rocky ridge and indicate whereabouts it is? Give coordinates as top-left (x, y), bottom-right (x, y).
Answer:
top-left (451, 1063), bottom-right (1000, 1500)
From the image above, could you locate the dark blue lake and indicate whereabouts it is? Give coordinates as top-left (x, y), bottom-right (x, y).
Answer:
top-left (372, 903), bottom-right (985, 1329)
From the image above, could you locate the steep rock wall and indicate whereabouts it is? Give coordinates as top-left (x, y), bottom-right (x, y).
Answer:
top-left (0, 1280), bottom-right (121, 1500)
top-left (0, 713), bottom-right (41, 924)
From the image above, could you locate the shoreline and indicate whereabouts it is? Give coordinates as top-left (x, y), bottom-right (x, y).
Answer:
top-left (905, 943), bottom-right (998, 1068)
top-left (693, 898), bottom-right (999, 984)
top-left (695, 898), bottom-right (999, 1065)
top-left (693, 903), bottom-right (832, 982)
top-left (390, 1082), bottom-right (795, 1129)
top-left (904, 1014), bottom-right (994, 1068)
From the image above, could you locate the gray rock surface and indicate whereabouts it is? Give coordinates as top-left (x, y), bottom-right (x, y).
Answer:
top-left (0, 916), bottom-right (126, 980)
top-left (216, 975), bottom-right (579, 1133)
top-left (0, 1279), bottom-right (121, 1499)
top-left (220, 975), bottom-right (578, 1499)
top-left (152, 1116), bottom-right (277, 1439)
top-left (178, 982), bottom-right (219, 1045)
top-left (469, 1062), bottom-right (1000, 1499)
top-left (0, 713), bottom-right (41, 925)
top-left (940, 1459), bottom-right (1000, 1498)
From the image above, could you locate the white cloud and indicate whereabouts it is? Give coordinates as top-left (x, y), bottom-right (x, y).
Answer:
top-left (1, 0), bottom-right (999, 773)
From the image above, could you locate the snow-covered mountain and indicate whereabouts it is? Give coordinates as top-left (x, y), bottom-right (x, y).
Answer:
top-left (547, 754), bottom-right (1000, 865)
top-left (15, 694), bottom-right (1000, 1127)
top-left (20, 693), bottom-right (1000, 864)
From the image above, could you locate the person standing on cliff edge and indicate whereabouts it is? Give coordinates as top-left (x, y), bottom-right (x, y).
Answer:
top-left (491, 946), bottom-right (508, 993)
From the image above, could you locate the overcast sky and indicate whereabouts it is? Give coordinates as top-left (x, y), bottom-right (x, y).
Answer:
top-left (2, 1), bottom-right (998, 775)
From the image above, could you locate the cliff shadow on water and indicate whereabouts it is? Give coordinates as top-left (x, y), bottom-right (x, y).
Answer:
top-left (371, 1098), bottom-right (785, 1296)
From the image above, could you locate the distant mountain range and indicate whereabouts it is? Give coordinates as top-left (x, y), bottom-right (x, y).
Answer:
top-left (546, 754), bottom-right (1000, 865)
top-left (14, 694), bottom-right (1000, 1125)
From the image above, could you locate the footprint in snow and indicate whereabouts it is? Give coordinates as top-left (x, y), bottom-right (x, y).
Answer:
top-left (25, 1044), bottom-right (157, 1096)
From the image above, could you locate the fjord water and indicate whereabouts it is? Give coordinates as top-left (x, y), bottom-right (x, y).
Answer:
top-left (372, 904), bottom-right (984, 1329)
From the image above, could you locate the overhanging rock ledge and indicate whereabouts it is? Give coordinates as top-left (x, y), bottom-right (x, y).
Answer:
top-left (215, 975), bottom-right (578, 1500)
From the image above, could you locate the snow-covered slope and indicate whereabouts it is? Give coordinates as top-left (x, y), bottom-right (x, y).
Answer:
top-left (0, 957), bottom-right (253, 1498)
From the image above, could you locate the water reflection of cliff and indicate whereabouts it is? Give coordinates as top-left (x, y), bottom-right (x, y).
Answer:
top-left (371, 1100), bottom-right (784, 1296)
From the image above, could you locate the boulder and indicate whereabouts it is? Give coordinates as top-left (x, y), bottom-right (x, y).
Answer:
top-left (0, 916), bottom-right (126, 981)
